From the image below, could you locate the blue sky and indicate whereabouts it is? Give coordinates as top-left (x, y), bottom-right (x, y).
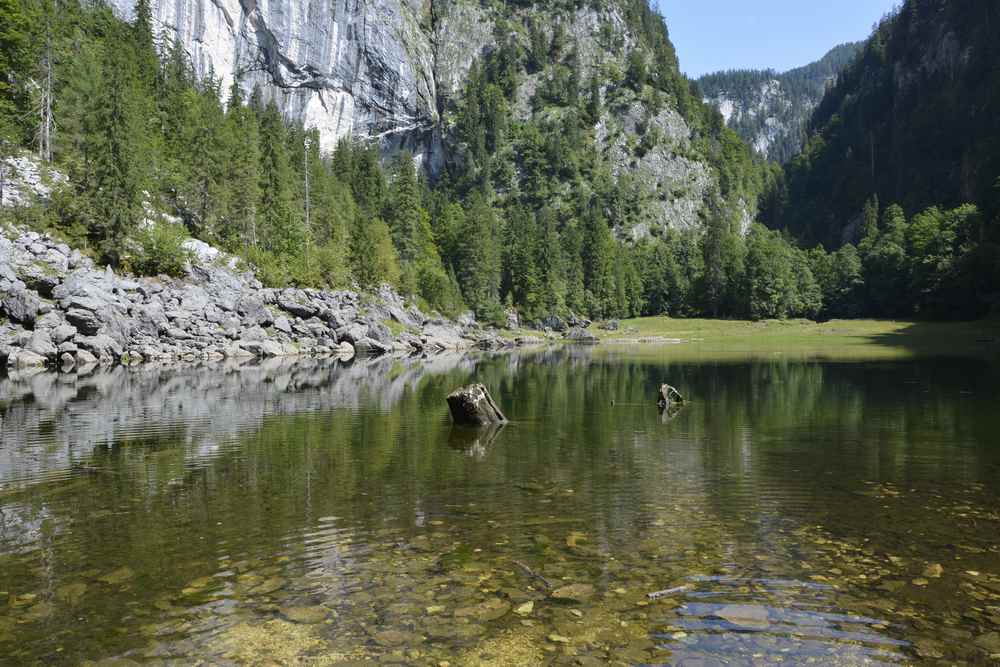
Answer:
top-left (659, 0), bottom-right (900, 77)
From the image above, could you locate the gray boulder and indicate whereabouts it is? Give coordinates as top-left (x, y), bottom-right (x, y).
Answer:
top-left (277, 293), bottom-right (318, 319)
top-left (564, 328), bottom-right (599, 344)
top-left (237, 297), bottom-right (272, 326)
top-left (239, 340), bottom-right (285, 358)
top-left (539, 315), bottom-right (566, 332)
top-left (26, 330), bottom-right (58, 360)
top-left (65, 308), bottom-right (102, 335)
top-left (7, 348), bottom-right (47, 369)
top-left (51, 323), bottom-right (78, 345)
top-left (273, 317), bottom-right (293, 334)
top-left (76, 334), bottom-right (123, 361)
top-left (132, 302), bottom-right (169, 335)
top-left (335, 322), bottom-right (369, 345)
top-left (75, 349), bottom-right (98, 366)
top-left (367, 321), bottom-right (394, 344)
top-left (1, 288), bottom-right (41, 325)
top-left (353, 337), bottom-right (391, 356)
top-left (19, 263), bottom-right (61, 297)
top-left (447, 384), bottom-right (508, 426)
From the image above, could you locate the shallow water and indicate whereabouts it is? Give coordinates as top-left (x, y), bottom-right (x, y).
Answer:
top-left (1, 347), bottom-right (999, 665)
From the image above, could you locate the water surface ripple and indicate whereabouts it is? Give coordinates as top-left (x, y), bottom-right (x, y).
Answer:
top-left (1, 349), bottom-right (999, 664)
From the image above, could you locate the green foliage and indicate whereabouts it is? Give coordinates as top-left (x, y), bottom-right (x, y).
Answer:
top-left (84, 22), bottom-right (148, 267)
top-left (131, 221), bottom-right (192, 277)
top-left (778, 1), bottom-right (1000, 248)
top-left (5, 0), bottom-right (986, 326)
top-left (0, 0), bottom-right (31, 147)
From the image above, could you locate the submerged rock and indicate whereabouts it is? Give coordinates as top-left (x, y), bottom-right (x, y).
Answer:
top-left (713, 604), bottom-right (770, 630)
top-left (280, 606), bottom-right (329, 624)
top-left (454, 598), bottom-right (511, 622)
top-left (549, 584), bottom-right (595, 603)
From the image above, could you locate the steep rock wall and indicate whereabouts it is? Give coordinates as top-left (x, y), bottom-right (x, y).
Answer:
top-left (111, 0), bottom-right (443, 161)
top-left (108, 0), bottom-right (741, 233)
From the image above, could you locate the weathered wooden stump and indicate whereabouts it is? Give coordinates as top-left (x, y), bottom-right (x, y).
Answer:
top-left (447, 384), bottom-right (508, 426)
top-left (657, 384), bottom-right (685, 410)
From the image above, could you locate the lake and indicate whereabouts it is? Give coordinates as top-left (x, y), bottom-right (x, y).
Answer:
top-left (1, 345), bottom-right (999, 665)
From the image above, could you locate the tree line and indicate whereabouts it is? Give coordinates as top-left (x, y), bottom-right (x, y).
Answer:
top-left (1, 0), bottom-right (994, 325)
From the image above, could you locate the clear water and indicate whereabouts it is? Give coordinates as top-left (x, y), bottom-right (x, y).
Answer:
top-left (1, 346), bottom-right (999, 665)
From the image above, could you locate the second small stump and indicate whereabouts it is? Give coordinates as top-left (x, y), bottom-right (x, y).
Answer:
top-left (657, 384), bottom-right (685, 410)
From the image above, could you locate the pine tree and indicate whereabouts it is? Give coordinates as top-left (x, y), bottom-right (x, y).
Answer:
top-left (503, 203), bottom-right (541, 317)
top-left (257, 100), bottom-right (302, 256)
top-left (85, 25), bottom-right (148, 267)
top-left (458, 189), bottom-right (502, 319)
top-left (219, 81), bottom-right (261, 250)
top-left (0, 0), bottom-right (31, 201)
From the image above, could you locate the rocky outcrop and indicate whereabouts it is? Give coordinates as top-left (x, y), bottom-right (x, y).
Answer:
top-left (110, 0), bottom-right (447, 164)
top-left (698, 42), bottom-right (862, 163)
top-left (0, 226), bottom-right (523, 372)
top-left (105, 0), bottom-right (738, 234)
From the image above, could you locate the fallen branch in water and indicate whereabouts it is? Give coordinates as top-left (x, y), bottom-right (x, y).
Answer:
top-left (646, 584), bottom-right (691, 600)
top-left (513, 559), bottom-right (553, 590)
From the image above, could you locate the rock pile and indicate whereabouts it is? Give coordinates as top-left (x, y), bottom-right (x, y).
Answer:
top-left (0, 226), bottom-right (524, 372)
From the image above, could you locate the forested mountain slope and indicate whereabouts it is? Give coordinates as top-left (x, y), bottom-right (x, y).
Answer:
top-left (698, 42), bottom-right (861, 163)
top-left (103, 0), bottom-right (762, 234)
top-left (778, 0), bottom-right (1000, 247)
top-left (766, 0), bottom-right (1000, 319)
top-left (2, 0), bottom-right (773, 325)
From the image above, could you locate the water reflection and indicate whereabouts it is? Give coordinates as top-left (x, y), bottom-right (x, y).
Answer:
top-left (0, 350), bottom-right (998, 664)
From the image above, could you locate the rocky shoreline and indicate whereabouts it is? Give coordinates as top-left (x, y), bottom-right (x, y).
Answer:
top-left (0, 226), bottom-right (557, 373)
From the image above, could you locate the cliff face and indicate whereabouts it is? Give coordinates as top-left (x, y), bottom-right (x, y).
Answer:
top-left (698, 43), bottom-right (861, 163)
top-left (110, 0), bottom-right (737, 233)
top-left (110, 0), bottom-right (455, 163)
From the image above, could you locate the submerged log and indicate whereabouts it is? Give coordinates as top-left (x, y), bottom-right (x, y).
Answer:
top-left (447, 384), bottom-right (508, 426)
top-left (657, 384), bottom-right (685, 410)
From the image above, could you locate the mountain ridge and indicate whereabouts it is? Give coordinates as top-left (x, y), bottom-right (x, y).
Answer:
top-left (697, 42), bottom-right (862, 163)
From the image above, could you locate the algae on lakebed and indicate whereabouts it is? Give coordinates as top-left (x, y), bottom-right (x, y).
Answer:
top-left (1, 347), bottom-right (999, 664)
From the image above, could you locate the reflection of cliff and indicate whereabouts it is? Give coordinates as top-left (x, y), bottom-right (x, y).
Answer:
top-left (0, 354), bottom-right (483, 487)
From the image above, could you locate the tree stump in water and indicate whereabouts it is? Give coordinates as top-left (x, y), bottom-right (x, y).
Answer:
top-left (657, 384), bottom-right (685, 410)
top-left (447, 384), bottom-right (508, 426)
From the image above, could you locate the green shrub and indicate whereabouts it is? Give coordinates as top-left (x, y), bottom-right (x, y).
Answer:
top-left (131, 222), bottom-right (192, 277)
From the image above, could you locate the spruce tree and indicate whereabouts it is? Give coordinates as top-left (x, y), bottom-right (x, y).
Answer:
top-left (132, 0), bottom-right (159, 89)
top-left (219, 81), bottom-right (261, 250)
top-left (458, 189), bottom-right (502, 319)
top-left (350, 216), bottom-right (401, 289)
top-left (536, 207), bottom-right (567, 316)
top-left (0, 0), bottom-right (30, 142)
top-left (581, 205), bottom-right (615, 318)
top-left (85, 25), bottom-right (147, 267)
top-left (257, 99), bottom-right (302, 257)
top-left (503, 203), bottom-right (541, 317)
top-left (0, 0), bottom-right (31, 200)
